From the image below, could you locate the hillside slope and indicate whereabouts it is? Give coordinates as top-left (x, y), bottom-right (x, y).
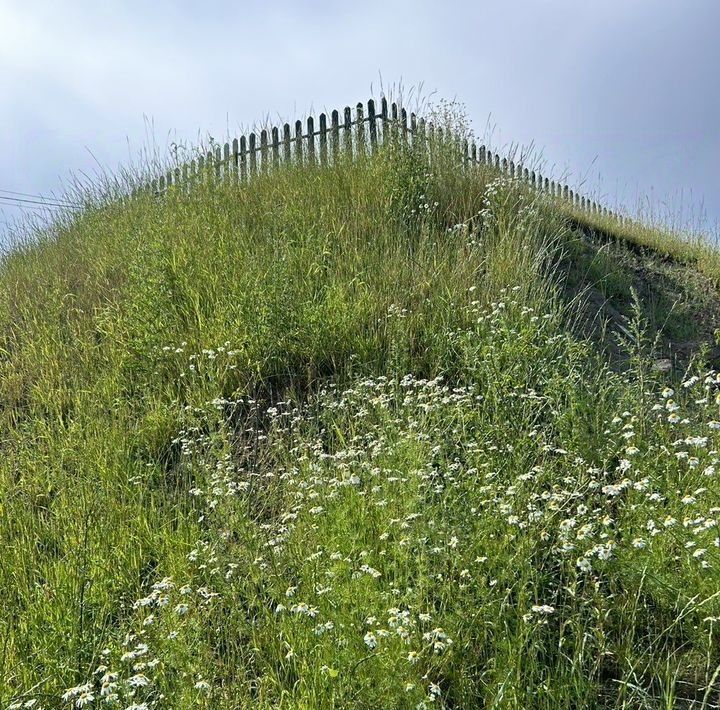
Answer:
top-left (3, 137), bottom-right (720, 708)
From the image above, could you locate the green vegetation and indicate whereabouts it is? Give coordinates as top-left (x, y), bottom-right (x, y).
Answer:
top-left (3, 122), bottom-right (720, 708)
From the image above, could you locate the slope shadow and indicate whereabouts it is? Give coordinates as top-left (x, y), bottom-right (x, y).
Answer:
top-left (560, 225), bottom-right (720, 373)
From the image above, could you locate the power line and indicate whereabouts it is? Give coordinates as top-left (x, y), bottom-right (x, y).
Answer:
top-left (0, 195), bottom-right (78, 210)
top-left (0, 188), bottom-right (76, 204)
top-left (0, 189), bottom-right (80, 209)
top-left (0, 195), bottom-right (76, 209)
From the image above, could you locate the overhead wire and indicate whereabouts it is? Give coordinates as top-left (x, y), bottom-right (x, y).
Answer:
top-left (0, 195), bottom-right (79, 210)
top-left (0, 189), bottom-right (81, 209)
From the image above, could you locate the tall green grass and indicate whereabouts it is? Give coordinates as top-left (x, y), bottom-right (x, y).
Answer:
top-left (2, 130), bottom-right (720, 708)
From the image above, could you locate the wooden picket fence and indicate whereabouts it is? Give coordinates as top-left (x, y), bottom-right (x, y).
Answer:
top-left (134, 97), bottom-right (629, 226)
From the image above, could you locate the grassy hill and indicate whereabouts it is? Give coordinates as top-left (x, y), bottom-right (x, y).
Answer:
top-left (3, 119), bottom-right (720, 708)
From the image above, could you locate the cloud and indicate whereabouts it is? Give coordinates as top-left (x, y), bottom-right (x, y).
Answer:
top-left (1, 0), bottom-right (719, 239)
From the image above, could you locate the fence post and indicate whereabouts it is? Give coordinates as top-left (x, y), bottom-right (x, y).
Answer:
top-left (319, 113), bottom-right (328, 166)
top-left (197, 155), bottom-right (204, 186)
top-left (331, 110), bottom-right (340, 163)
top-left (214, 147), bottom-right (221, 180)
top-left (391, 103), bottom-right (398, 145)
top-left (260, 130), bottom-right (269, 172)
top-left (283, 124), bottom-right (291, 164)
top-left (205, 150), bottom-right (213, 182)
top-left (381, 97), bottom-right (389, 144)
top-left (356, 103), bottom-right (365, 156)
top-left (239, 136), bottom-right (247, 181)
top-left (248, 134), bottom-right (257, 175)
top-left (232, 138), bottom-right (239, 180)
top-left (272, 126), bottom-right (280, 169)
top-left (409, 112), bottom-right (418, 150)
top-left (343, 106), bottom-right (352, 156)
top-left (368, 99), bottom-right (377, 152)
top-left (295, 120), bottom-right (303, 164)
top-left (307, 116), bottom-right (315, 165)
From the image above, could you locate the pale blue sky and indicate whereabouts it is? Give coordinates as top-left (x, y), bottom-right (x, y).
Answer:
top-left (1, 0), bottom-right (718, 242)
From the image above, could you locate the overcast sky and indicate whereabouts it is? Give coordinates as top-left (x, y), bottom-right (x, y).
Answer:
top-left (1, 0), bottom-right (718, 244)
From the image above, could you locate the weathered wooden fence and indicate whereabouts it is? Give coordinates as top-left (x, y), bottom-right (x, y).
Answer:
top-left (135, 97), bottom-right (630, 226)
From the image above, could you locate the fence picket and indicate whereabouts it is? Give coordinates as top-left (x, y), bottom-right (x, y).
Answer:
top-left (381, 97), bottom-right (389, 144)
top-left (239, 136), bottom-right (247, 181)
top-left (232, 139), bottom-right (239, 180)
top-left (343, 107), bottom-right (352, 156)
top-left (295, 120), bottom-right (303, 164)
top-left (272, 127), bottom-right (280, 169)
top-left (356, 103), bottom-right (365, 156)
top-left (368, 100), bottom-right (377, 152)
top-left (249, 134), bottom-right (257, 175)
top-left (307, 116), bottom-right (315, 165)
top-left (197, 155), bottom-right (205, 185)
top-left (283, 124), bottom-right (291, 164)
top-left (319, 113), bottom-right (328, 166)
top-left (418, 117), bottom-right (426, 146)
top-left (260, 130), bottom-right (269, 172)
top-left (331, 111), bottom-right (340, 162)
top-left (391, 103), bottom-right (399, 145)
top-left (214, 147), bottom-right (221, 180)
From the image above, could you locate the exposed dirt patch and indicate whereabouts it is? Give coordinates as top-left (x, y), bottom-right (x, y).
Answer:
top-left (560, 225), bottom-right (720, 372)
